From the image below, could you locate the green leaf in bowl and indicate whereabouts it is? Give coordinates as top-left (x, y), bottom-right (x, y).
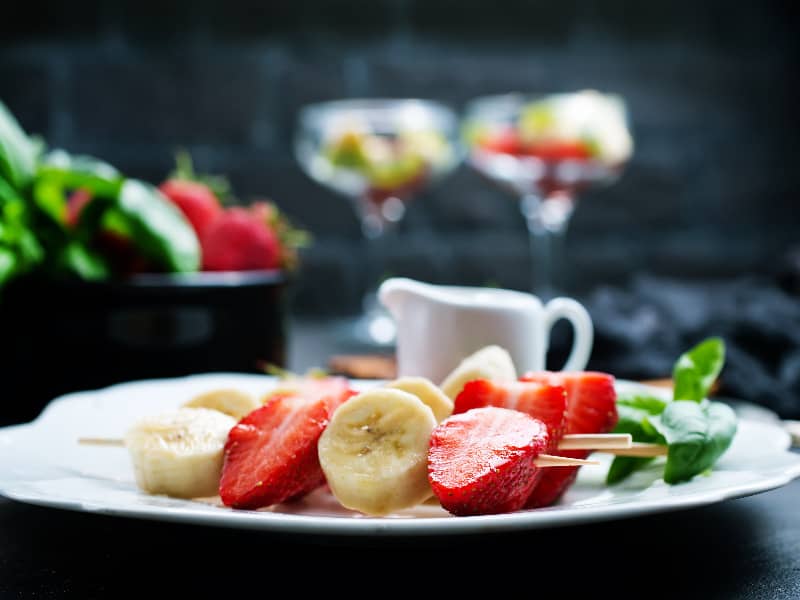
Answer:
top-left (0, 101), bottom-right (37, 190)
top-left (115, 180), bottom-right (200, 273)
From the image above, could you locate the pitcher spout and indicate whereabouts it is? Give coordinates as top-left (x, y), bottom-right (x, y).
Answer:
top-left (378, 277), bottom-right (433, 320)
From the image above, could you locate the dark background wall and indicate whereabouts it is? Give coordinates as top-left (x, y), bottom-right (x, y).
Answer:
top-left (1, 0), bottom-right (798, 315)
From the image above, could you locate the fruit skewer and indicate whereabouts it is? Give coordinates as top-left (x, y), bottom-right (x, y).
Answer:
top-left (77, 435), bottom-right (603, 467)
top-left (78, 432), bottom-right (638, 454)
top-left (79, 434), bottom-right (668, 458)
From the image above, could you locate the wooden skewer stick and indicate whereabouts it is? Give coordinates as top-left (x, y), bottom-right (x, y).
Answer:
top-left (77, 438), bottom-right (600, 467)
top-left (78, 437), bottom-right (125, 447)
top-left (603, 442), bottom-right (668, 458)
top-left (558, 433), bottom-right (632, 450)
top-left (78, 434), bottom-right (634, 454)
top-left (535, 455), bottom-right (600, 467)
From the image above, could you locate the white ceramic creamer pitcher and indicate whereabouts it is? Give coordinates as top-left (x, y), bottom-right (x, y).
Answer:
top-left (378, 277), bottom-right (593, 383)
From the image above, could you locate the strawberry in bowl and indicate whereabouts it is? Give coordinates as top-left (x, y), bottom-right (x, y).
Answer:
top-left (157, 152), bottom-right (309, 274)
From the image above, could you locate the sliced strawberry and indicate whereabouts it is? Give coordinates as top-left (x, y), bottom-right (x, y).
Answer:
top-left (219, 377), bottom-right (355, 509)
top-left (521, 139), bottom-right (593, 161)
top-left (478, 129), bottom-right (524, 155)
top-left (521, 372), bottom-right (617, 508)
top-left (522, 372), bottom-right (617, 436)
top-left (453, 379), bottom-right (567, 451)
top-left (428, 406), bottom-right (549, 516)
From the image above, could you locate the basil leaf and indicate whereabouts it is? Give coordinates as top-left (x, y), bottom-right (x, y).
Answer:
top-left (0, 246), bottom-right (18, 286)
top-left (0, 101), bottom-right (37, 190)
top-left (0, 173), bottom-right (23, 204)
top-left (672, 337), bottom-right (725, 402)
top-left (616, 392), bottom-right (669, 414)
top-left (115, 180), bottom-right (199, 273)
top-left (38, 150), bottom-right (123, 198)
top-left (607, 456), bottom-right (656, 485)
top-left (14, 227), bottom-right (43, 266)
top-left (654, 400), bottom-right (737, 484)
top-left (607, 403), bottom-right (667, 485)
top-left (32, 179), bottom-right (68, 227)
top-left (0, 175), bottom-right (43, 282)
top-left (57, 240), bottom-right (109, 280)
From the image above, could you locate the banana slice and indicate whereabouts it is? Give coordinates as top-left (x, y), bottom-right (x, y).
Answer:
top-left (385, 377), bottom-right (453, 422)
top-left (125, 408), bottom-right (236, 499)
top-left (440, 345), bottom-right (517, 400)
top-left (182, 388), bottom-right (260, 420)
top-left (318, 389), bottom-right (437, 516)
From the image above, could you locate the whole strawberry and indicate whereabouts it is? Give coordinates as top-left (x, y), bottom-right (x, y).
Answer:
top-left (201, 207), bottom-right (281, 271)
top-left (159, 151), bottom-right (227, 238)
top-left (159, 179), bottom-right (221, 238)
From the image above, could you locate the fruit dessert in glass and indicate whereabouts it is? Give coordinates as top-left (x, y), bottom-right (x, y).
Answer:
top-left (464, 90), bottom-right (633, 296)
top-left (295, 99), bottom-right (461, 346)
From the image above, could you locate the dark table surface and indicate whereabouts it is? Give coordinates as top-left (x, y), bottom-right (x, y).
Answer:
top-left (2, 319), bottom-right (799, 599)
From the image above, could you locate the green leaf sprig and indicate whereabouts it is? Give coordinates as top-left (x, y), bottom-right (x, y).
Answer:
top-left (607, 337), bottom-right (737, 485)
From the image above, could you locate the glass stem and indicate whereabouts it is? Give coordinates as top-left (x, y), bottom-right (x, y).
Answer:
top-left (348, 194), bottom-right (402, 346)
top-left (355, 195), bottom-right (398, 315)
top-left (520, 192), bottom-right (575, 299)
top-left (362, 234), bottom-right (385, 315)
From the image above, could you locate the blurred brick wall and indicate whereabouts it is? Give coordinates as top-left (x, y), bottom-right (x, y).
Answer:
top-left (1, 0), bottom-right (798, 314)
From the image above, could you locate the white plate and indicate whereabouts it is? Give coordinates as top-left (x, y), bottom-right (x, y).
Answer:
top-left (1, 374), bottom-right (798, 536)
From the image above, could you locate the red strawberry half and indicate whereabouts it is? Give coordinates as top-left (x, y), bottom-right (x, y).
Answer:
top-left (428, 406), bottom-right (549, 516)
top-left (453, 379), bottom-right (567, 451)
top-left (522, 372), bottom-right (617, 438)
top-left (159, 179), bottom-right (221, 238)
top-left (219, 377), bottom-right (354, 509)
top-left (521, 372), bottom-right (617, 508)
top-left (201, 207), bottom-right (281, 272)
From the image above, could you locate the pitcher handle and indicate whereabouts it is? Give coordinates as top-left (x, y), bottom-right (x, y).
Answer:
top-left (543, 297), bottom-right (593, 372)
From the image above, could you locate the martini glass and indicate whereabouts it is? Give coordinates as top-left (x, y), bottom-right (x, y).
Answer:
top-left (463, 90), bottom-right (633, 297)
top-left (295, 99), bottom-right (461, 347)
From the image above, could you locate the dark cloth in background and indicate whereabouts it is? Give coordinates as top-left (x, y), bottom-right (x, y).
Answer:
top-left (579, 275), bottom-right (800, 419)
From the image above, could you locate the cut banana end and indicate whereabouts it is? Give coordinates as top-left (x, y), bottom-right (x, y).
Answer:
top-left (182, 388), bottom-right (260, 420)
top-left (125, 408), bottom-right (236, 499)
top-left (440, 345), bottom-right (517, 400)
top-left (318, 389), bottom-right (437, 516)
top-left (385, 377), bottom-right (453, 422)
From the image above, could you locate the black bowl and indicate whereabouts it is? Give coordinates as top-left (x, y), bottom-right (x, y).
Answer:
top-left (0, 271), bottom-right (289, 424)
